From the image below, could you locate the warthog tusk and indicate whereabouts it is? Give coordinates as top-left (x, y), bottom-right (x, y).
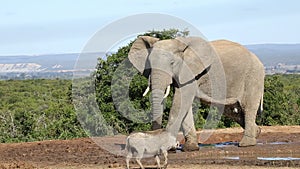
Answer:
top-left (142, 86), bottom-right (150, 97)
top-left (163, 85), bottom-right (170, 99)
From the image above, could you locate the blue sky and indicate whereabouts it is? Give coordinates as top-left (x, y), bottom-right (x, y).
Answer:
top-left (1, 0), bottom-right (300, 55)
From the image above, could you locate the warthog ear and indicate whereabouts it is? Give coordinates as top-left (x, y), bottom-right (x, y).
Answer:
top-left (128, 36), bottom-right (159, 78)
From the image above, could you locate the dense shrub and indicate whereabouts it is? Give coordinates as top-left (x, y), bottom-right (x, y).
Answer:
top-left (0, 79), bottom-right (86, 143)
top-left (258, 75), bottom-right (300, 125)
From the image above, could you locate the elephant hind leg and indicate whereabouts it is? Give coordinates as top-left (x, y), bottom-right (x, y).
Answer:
top-left (224, 102), bottom-right (245, 128)
top-left (238, 63), bottom-right (264, 147)
top-left (239, 91), bottom-right (263, 145)
top-left (239, 112), bottom-right (261, 147)
top-left (223, 102), bottom-right (260, 147)
top-left (239, 99), bottom-right (262, 146)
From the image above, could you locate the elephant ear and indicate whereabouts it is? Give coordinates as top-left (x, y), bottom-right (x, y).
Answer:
top-left (175, 37), bottom-right (216, 84)
top-left (128, 36), bottom-right (159, 77)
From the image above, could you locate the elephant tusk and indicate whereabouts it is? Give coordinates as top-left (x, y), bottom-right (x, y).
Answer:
top-left (163, 85), bottom-right (170, 99)
top-left (142, 86), bottom-right (150, 97)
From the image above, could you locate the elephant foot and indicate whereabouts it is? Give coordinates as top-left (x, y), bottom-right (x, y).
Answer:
top-left (239, 125), bottom-right (261, 147)
top-left (182, 135), bottom-right (199, 151)
top-left (183, 142), bottom-right (199, 151)
top-left (239, 135), bottom-right (257, 147)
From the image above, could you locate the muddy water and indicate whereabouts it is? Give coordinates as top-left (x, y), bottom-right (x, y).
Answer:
top-left (177, 141), bottom-right (300, 163)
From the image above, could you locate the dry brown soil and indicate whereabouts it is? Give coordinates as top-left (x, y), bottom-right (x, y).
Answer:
top-left (0, 126), bottom-right (300, 169)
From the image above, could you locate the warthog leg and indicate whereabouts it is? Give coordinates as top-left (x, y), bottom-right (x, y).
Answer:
top-left (135, 157), bottom-right (144, 169)
top-left (155, 155), bottom-right (161, 169)
top-left (162, 150), bottom-right (168, 168)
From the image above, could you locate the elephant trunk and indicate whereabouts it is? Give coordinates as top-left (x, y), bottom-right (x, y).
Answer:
top-left (150, 69), bottom-right (172, 130)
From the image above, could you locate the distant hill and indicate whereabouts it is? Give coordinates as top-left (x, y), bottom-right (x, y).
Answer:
top-left (0, 52), bottom-right (104, 73)
top-left (245, 44), bottom-right (300, 66)
top-left (0, 53), bottom-right (79, 71)
top-left (0, 53), bottom-right (105, 79)
top-left (0, 43), bottom-right (299, 78)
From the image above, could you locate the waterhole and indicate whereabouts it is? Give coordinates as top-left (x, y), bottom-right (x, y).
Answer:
top-left (176, 141), bottom-right (300, 162)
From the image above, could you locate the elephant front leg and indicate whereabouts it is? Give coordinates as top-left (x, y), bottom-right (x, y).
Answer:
top-left (181, 107), bottom-right (199, 151)
top-left (166, 87), bottom-right (197, 151)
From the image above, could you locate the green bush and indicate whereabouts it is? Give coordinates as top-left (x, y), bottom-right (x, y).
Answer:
top-left (258, 74), bottom-right (300, 125)
top-left (0, 79), bottom-right (86, 143)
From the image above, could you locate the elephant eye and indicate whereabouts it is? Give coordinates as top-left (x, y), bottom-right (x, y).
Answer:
top-left (170, 60), bottom-right (175, 66)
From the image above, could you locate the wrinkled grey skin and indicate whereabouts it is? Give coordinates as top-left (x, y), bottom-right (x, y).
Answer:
top-left (128, 36), bottom-right (264, 150)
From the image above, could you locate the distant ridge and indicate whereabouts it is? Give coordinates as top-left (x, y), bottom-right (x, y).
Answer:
top-left (0, 53), bottom-right (79, 70)
top-left (0, 63), bottom-right (44, 73)
top-left (245, 44), bottom-right (300, 66)
top-left (0, 44), bottom-right (299, 76)
top-left (0, 52), bottom-right (105, 72)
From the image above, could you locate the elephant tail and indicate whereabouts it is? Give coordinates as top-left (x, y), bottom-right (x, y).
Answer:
top-left (257, 94), bottom-right (263, 115)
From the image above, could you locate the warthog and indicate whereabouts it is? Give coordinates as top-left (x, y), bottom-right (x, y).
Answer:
top-left (125, 129), bottom-right (178, 169)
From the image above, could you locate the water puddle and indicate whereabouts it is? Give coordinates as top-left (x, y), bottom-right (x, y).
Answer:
top-left (176, 142), bottom-right (239, 151)
top-left (177, 141), bottom-right (292, 151)
top-left (268, 141), bottom-right (289, 145)
top-left (224, 156), bottom-right (300, 161)
top-left (214, 142), bottom-right (240, 148)
top-left (197, 141), bottom-right (239, 148)
top-left (257, 157), bottom-right (300, 161)
top-left (224, 156), bottom-right (240, 160)
top-left (175, 141), bottom-right (300, 164)
top-left (198, 141), bottom-right (290, 148)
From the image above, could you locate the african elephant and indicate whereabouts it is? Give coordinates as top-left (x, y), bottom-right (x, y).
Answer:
top-left (128, 36), bottom-right (264, 150)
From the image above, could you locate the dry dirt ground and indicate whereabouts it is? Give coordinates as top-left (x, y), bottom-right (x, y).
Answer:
top-left (0, 126), bottom-right (300, 169)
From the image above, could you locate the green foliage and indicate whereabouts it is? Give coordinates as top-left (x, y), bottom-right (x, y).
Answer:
top-left (72, 77), bottom-right (115, 137)
top-left (0, 79), bottom-right (86, 143)
top-left (258, 74), bottom-right (300, 125)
